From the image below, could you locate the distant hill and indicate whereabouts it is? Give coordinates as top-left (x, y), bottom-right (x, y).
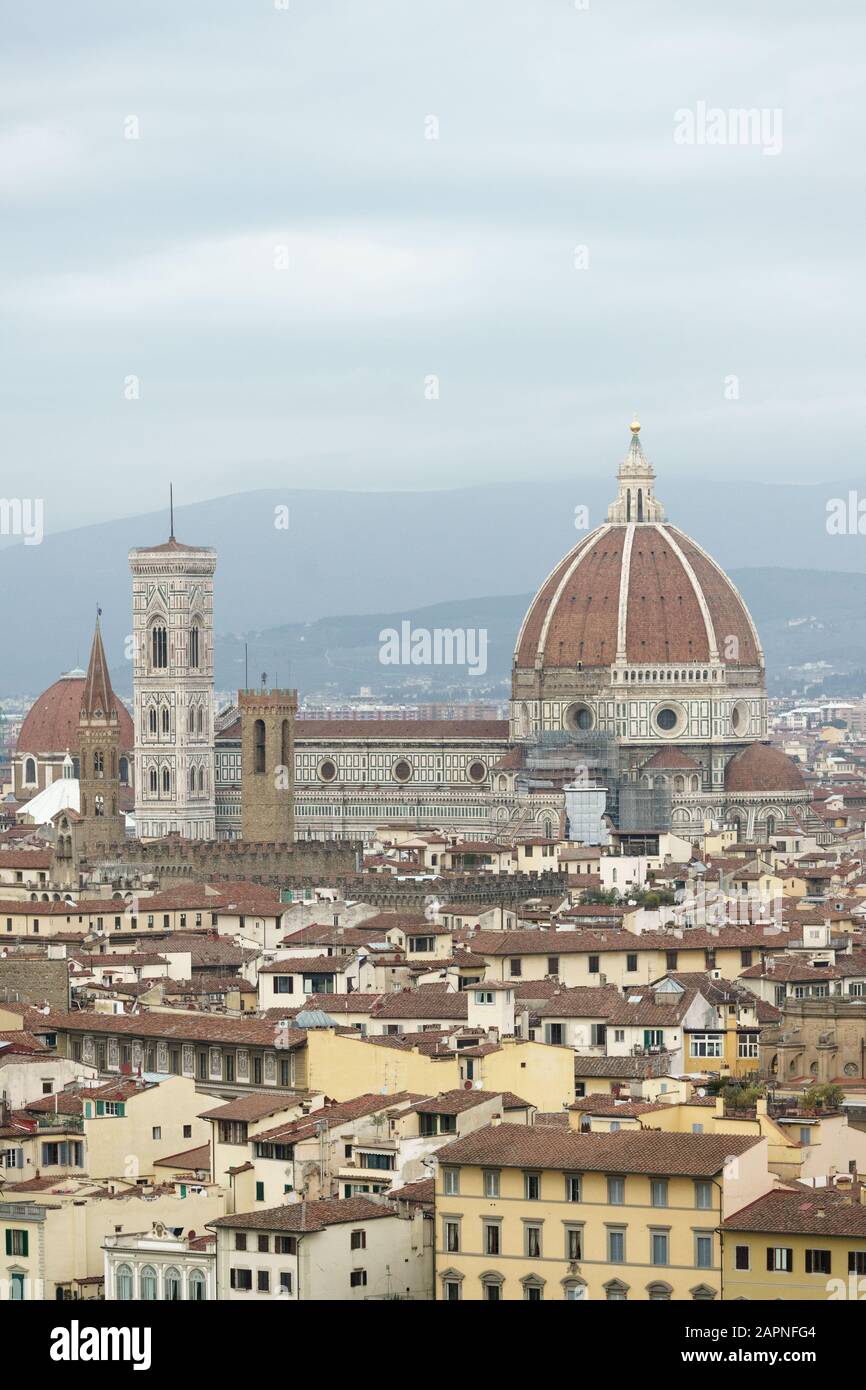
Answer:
top-left (212, 568), bottom-right (866, 701)
top-left (3, 478), bottom-right (866, 696)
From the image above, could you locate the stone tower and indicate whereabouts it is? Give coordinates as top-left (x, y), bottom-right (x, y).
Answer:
top-left (239, 688), bottom-right (297, 843)
top-left (55, 616), bottom-right (126, 883)
top-left (129, 513), bottom-right (217, 840)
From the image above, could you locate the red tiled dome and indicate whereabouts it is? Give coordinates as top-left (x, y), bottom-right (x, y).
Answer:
top-left (17, 674), bottom-right (133, 755)
top-left (514, 522), bottom-right (761, 671)
top-left (724, 743), bottom-right (805, 794)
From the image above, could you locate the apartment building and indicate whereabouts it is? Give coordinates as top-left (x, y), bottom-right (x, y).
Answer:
top-left (433, 1124), bottom-right (770, 1301)
top-left (722, 1187), bottom-right (866, 1300)
top-left (208, 1195), bottom-right (431, 1301)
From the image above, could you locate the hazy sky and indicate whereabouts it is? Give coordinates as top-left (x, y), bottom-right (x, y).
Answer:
top-left (2, 1), bottom-right (863, 532)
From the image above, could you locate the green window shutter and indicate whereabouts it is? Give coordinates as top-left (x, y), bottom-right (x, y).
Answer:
top-left (21, 1231), bottom-right (28, 1258)
top-left (4, 1230), bottom-right (10, 1256)
top-left (179, 1184), bottom-right (187, 1198)
top-left (117, 1103), bottom-right (125, 1117)
top-left (256, 1182), bottom-right (265, 1202)
top-left (96, 1101), bottom-right (104, 1116)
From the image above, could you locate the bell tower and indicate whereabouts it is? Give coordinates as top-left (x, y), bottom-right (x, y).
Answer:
top-left (72, 615), bottom-right (126, 869)
top-left (239, 687), bottom-right (297, 843)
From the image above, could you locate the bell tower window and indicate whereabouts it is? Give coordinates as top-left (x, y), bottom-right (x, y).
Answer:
top-left (151, 625), bottom-right (168, 669)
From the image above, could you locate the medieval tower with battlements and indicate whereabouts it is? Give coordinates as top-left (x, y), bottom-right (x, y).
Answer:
top-left (239, 688), bottom-right (297, 843)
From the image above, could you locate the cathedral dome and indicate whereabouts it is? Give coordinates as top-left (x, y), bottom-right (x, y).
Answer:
top-left (17, 672), bottom-right (133, 755)
top-left (724, 742), bottom-right (806, 794)
top-left (514, 424), bottom-right (762, 677)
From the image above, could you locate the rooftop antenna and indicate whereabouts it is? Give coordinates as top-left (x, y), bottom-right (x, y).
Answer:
top-left (169, 484), bottom-right (175, 541)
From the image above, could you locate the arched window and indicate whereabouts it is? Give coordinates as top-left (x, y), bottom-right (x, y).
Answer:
top-left (690, 774), bottom-right (700, 792)
top-left (94, 795), bottom-right (104, 817)
top-left (481, 1273), bottom-right (504, 1302)
top-left (604, 1279), bottom-right (629, 1301)
top-left (189, 624), bottom-right (200, 670)
top-left (674, 775), bottom-right (685, 793)
top-left (766, 815), bottom-right (776, 838)
top-left (162, 768), bottom-right (171, 794)
top-left (164, 1267), bottom-right (182, 1301)
top-left (562, 1279), bottom-right (587, 1301)
top-left (24, 757), bottom-right (36, 784)
top-left (94, 750), bottom-right (104, 775)
top-left (254, 719), bottom-right (266, 774)
top-left (151, 626), bottom-right (168, 669)
top-left (188, 1269), bottom-right (206, 1302)
top-left (199, 767), bottom-right (205, 792)
top-left (188, 709), bottom-right (195, 733)
top-left (189, 768), bottom-right (196, 793)
top-left (149, 707), bottom-right (157, 734)
top-left (140, 1266), bottom-right (157, 1301)
top-left (197, 708), bottom-right (203, 734)
top-left (637, 488), bottom-right (644, 522)
top-left (149, 768), bottom-right (157, 793)
top-left (162, 707), bottom-right (170, 734)
top-left (116, 1264), bottom-right (133, 1300)
top-left (647, 1281), bottom-right (673, 1301)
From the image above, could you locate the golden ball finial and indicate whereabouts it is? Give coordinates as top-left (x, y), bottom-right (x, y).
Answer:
top-left (630, 415), bottom-right (641, 434)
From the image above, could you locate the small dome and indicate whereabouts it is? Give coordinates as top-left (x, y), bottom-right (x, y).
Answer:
top-left (724, 743), bottom-right (805, 794)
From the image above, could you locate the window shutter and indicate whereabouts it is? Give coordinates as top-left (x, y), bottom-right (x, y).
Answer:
top-left (96, 1101), bottom-right (104, 1116)
top-left (766, 1247), bottom-right (774, 1271)
top-left (21, 1231), bottom-right (28, 1257)
top-left (5, 1230), bottom-right (10, 1256)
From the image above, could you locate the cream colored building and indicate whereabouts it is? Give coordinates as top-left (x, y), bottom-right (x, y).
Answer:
top-left (433, 1124), bottom-right (771, 1301)
top-left (209, 1194), bottom-right (432, 1300)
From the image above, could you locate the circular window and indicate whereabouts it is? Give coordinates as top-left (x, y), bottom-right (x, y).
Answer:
top-left (564, 702), bottom-right (594, 733)
top-left (732, 700), bottom-right (749, 736)
top-left (317, 758), bottom-right (337, 783)
top-left (392, 759), bottom-right (413, 784)
top-left (654, 705), bottom-right (682, 735)
top-left (468, 760), bottom-right (487, 784)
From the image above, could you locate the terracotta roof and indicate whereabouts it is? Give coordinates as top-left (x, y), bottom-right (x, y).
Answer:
top-left (258, 955), bottom-right (351, 975)
top-left (209, 1196), bottom-right (395, 1233)
top-left (250, 1092), bottom-right (419, 1145)
top-left (725, 743), bottom-right (806, 794)
top-left (388, 1178), bottom-right (434, 1207)
top-left (722, 1188), bottom-right (866, 1237)
top-left (153, 1144), bottom-right (210, 1170)
top-left (436, 1123), bottom-right (760, 1176)
top-left (575, 1054), bottom-right (675, 1078)
top-left (199, 1093), bottom-right (297, 1122)
top-left (568, 1094), bottom-right (669, 1116)
top-left (17, 675), bottom-right (132, 755)
top-left (535, 986), bottom-right (623, 1018)
top-left (46, 1008), bottom-right (306, 1049)
top-left (371, 990), bottom-right (468, 1021)
top-left (514, 522), bottom-right (759, 670)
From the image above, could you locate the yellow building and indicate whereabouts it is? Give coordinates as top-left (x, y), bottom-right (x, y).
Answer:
top-left (469, 925), bottom-right (780, 991)
top-left (302, 1030), bottom-right (575, 1113)
top-left (722, 1186), bottom-right (866, 1300)
top-left (433, 1123), bottom-right (770, 1301)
